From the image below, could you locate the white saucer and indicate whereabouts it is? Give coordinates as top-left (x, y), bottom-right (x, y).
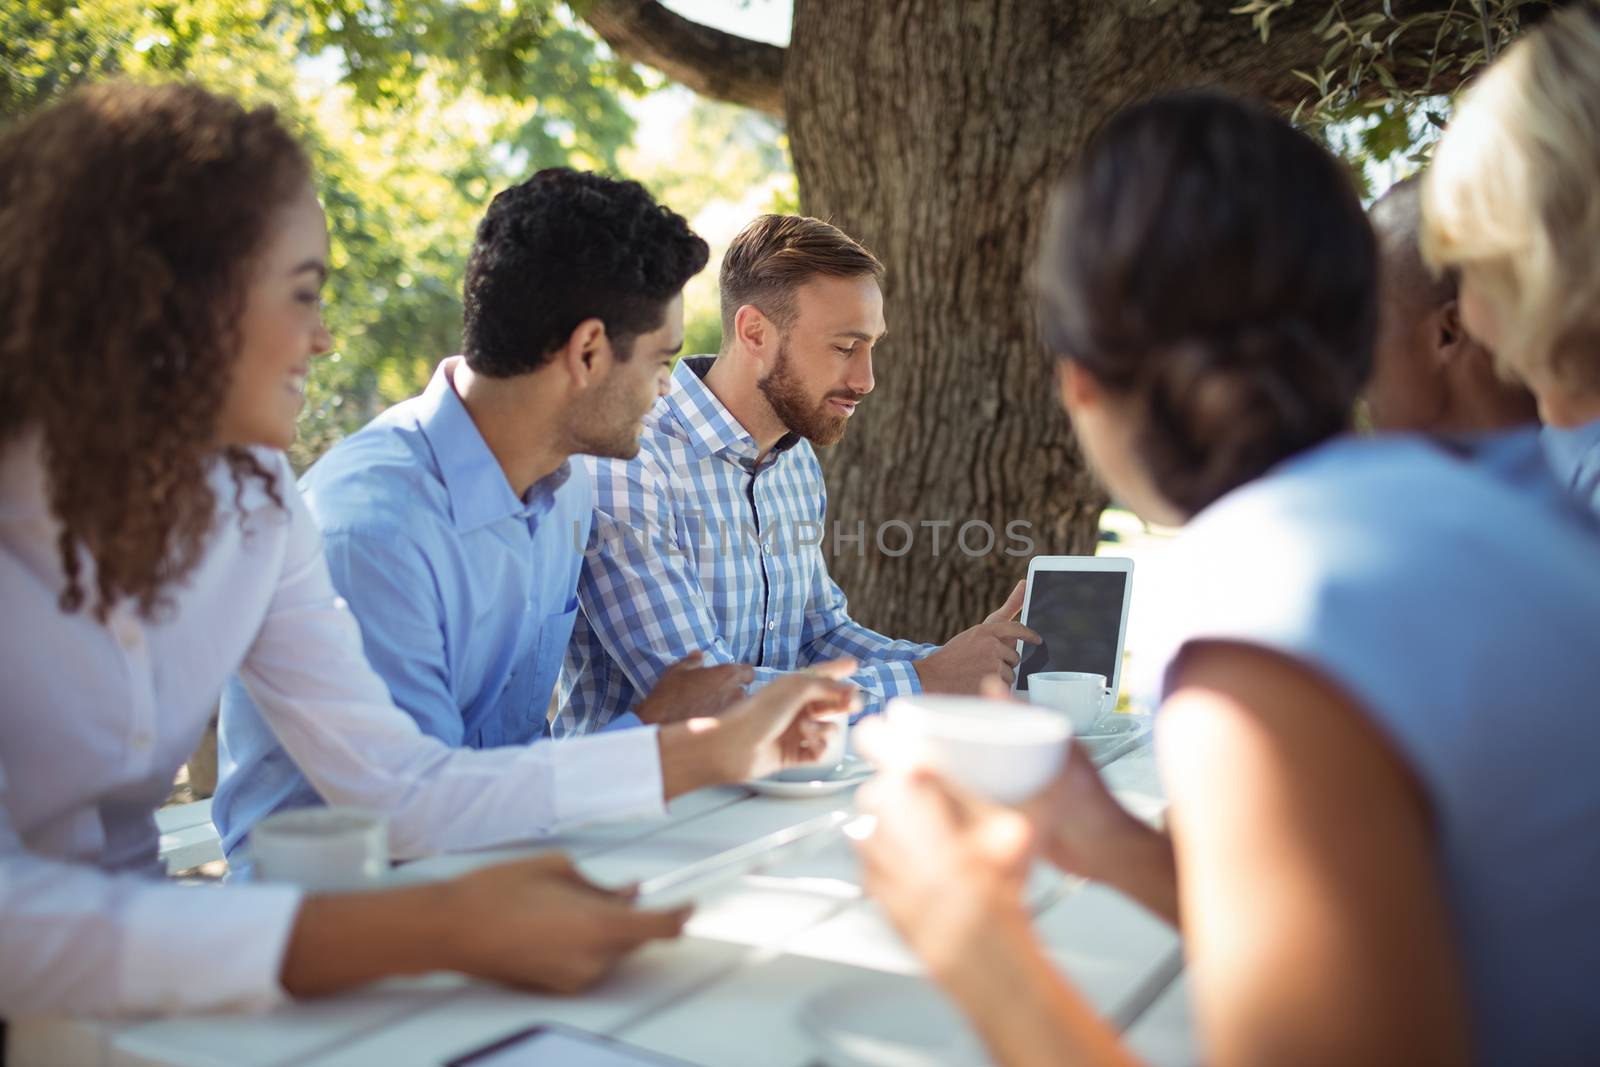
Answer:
top-left (1078, 712), bottom-right (1144, 741)
top-left (747, 755), bottom-right (876, 798)
top-left (1079, 712), bottom-right (1152, 767)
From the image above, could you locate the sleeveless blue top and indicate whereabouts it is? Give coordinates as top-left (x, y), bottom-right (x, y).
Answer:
top-left (1139, 430), bottom-right (1600, 1065)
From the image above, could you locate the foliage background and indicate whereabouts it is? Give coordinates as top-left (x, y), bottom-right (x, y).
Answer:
top-left (1, 0), bottom-right (796, 469)
top-left (3, 0), bottom-right (1542, 469)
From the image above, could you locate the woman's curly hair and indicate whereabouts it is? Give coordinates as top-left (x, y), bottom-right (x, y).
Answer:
top-left (0, 81), bottom-right (310, 620)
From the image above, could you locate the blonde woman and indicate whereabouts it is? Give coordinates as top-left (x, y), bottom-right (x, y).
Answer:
top-left (1424, 1), bottom-right (1600, 514)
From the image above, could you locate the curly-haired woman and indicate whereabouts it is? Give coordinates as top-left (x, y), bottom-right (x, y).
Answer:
top-left (0, 82), bottom-right (855, 1018)
top-left (853, 87), bottom-right (1600, 1066)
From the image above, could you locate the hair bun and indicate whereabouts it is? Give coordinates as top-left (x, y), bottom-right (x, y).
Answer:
top-left (1138, 321), bottom-right (1356, 515)
top-left (1037, 91), bottom-right (1376, 517)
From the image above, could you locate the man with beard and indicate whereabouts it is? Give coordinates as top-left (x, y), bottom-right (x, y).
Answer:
top-left (214, 173), bottom-right (834, 867)
top-left (559, 215), bottom-right (1037, 736)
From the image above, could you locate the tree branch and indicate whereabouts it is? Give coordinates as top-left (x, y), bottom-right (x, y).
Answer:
top-left (577, 0), bottom-right (786, 118)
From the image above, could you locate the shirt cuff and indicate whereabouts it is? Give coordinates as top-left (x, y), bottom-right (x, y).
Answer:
top-left (884, 658), bottom-right (925, 696)
top-left (119, 881), bottom-right (304, 1014)
top-left (552, 724), bottom-right (667, 825)
top-left (850, 659), bottom-right (924, 720)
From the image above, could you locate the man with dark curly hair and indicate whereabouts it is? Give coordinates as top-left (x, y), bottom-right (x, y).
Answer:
top-left (216, 169), bottom-right (773, 865)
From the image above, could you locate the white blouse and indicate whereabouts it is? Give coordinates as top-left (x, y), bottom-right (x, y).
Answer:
top-left (0, 437), bottom-right (664, 1017)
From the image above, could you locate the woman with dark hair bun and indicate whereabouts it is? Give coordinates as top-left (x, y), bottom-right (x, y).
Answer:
top-left (0, 82), bottom-right (855, 1019)
top-left (855, 90), bottom-right (1600, 1065)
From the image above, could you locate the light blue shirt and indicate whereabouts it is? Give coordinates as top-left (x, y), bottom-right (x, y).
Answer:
top-left (215, 358), bottom-right (599, 861)
top-left (1541, 418), bottom-right (1600, 518)
top-left (1141, 430), bottom-right (1600, 1065)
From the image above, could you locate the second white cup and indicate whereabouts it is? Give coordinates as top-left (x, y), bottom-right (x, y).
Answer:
top-left (251, 807), bottom-right (389, 892)
top-left (1026, 671), bottom-right (1110, 733)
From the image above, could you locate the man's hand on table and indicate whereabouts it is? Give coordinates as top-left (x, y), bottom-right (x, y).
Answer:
top-left (914, 579), bottom-right (1041, 692)
top-left (655, 659), bottom-right (861, 796)
top-left (634, 651), bottom-right (755, 725)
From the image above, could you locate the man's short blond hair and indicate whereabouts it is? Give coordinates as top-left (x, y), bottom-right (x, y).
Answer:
top-left (718, 215), bottom-right (882, 341)
top-left (1422, 2), bottom-right (1600, 396)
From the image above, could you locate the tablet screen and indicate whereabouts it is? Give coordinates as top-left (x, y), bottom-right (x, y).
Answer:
top-left (446, 1024), bottom-right (694, 1066)
top-left (1016, 569), bottom-right (1128, 692)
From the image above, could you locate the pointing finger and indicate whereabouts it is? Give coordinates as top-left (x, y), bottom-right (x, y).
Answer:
top-left (985, 621), bottom-right (1042, 645)
top-left (984, 579), bottom-right (1027, 624)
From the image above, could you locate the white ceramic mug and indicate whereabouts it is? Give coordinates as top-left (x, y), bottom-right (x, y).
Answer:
top-left (1026, 671), bottom-right (1110, 733)
top-left (251, 807), bottom-right (388, 892)
top-left (767, 709), bottom-right (851, 782)
top-left (883, 695), bottom-right (1072, 804)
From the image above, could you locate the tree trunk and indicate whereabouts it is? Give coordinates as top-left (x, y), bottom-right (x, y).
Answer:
top-left (584, 0), bottom-right (1468, 643)
top-left (783, 1), bottom-right (1106, 642)
top-left (784, 0), bottom-right (1348, 641)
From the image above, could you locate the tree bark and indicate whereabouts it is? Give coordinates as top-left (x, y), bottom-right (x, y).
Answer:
top-left (782, 0), bottom-right (1358, 641)
top-left (582, 0), bottom-right (1480, 642)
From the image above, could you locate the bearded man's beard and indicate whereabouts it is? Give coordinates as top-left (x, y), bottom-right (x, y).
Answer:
top-left (757, 339), bottom-right (863, 447)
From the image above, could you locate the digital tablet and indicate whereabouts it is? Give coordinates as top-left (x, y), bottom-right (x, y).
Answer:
top-left (1013, 555), bottom-right (1134, 702)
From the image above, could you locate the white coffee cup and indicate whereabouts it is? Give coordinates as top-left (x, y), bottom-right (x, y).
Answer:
top-left (766, 709), bottom-right (851, 782)
top-left (1026, 671), bottom-right (1110, 733)
top-left (883, 695), bottom-right (1072, 804)
top-left (251, 807), bottom-right (388, 892)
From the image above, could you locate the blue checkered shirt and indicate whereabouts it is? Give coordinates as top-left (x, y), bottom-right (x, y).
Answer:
top-left (557, 356), bottom-right (935, 735)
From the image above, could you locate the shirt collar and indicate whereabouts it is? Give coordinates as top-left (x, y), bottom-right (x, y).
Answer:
top-left (665, 355), bottom-right (802, 468)
top-left (415, 357), bottom-right (567, 532)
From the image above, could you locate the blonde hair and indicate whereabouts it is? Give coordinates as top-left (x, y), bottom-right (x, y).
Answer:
top-left (1422, 2), bottom-right (1600, 397)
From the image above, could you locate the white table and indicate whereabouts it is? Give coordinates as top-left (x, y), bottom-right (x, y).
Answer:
top-left (12, 738), bottom-right (1190, 1067)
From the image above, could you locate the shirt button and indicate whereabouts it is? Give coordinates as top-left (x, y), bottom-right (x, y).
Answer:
top-left (767, 621), bottom-right (776, 631)
top-left (115, 620), bottom-right (143, 650)
top-left (761, 544), bottom-right (771, 555)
